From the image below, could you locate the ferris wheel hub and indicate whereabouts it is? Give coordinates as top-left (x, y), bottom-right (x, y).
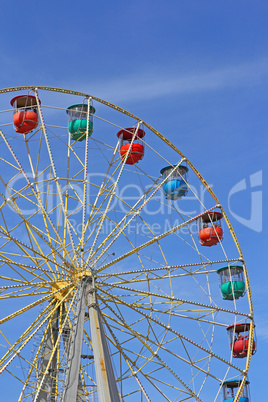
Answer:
top-left (51, 281), bottom-right (72, 301)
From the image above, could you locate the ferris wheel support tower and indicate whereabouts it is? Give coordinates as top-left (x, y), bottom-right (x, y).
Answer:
top-left (62, 276), bottom-right (120, 402)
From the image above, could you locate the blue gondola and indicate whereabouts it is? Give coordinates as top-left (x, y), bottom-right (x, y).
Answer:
top-left (222, 380), bottom-right (250, 402)
top-left (160, 165), bottom-right (188, 200)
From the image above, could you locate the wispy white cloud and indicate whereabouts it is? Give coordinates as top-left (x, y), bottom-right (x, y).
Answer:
top-left (77, 59), bottom-right (268, 103)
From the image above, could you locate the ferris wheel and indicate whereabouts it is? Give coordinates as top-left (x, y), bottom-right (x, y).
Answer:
top-left (0, 86), bottom-right (255, 402)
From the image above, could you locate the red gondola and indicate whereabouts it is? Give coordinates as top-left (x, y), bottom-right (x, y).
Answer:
top-left (10, 95), bottom-right (40, 134)
top-left (117, 127), bottom-right (145, 165)
top-left (198, 211), bottom-right (223, 247)
top-left (227, 323), bottom-right (256, 358)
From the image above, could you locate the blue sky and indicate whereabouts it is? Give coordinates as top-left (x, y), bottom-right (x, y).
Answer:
top-left (0, 1), bottom-right (267, 400)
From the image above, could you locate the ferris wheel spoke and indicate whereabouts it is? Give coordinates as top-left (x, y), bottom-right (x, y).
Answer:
top-left (0, 186), bottom-right (78, 269)
top-left (0, 276), bottom-right (38, 287)
top-left (100, 298), bottom-right (203, 401)
top-left (98, 287), bottom-right (243, 375)
top-left (0, 296), bottom-right (61, 374)
top-left (83, 157), bottom-right (125, 250)
top-left (100, 268), bottom-right (217, 286)
top-left (0, 241), bottom-right (54, 283)
top-left (0, 258), bottom-right (43, 284)
top-left (0, 130), bottom-right (60, 239)
top-left (103, 322), bottom-right (226, 399)
top-left (87, 123), bottom-right (143, 262)
top-left (97, 206), bottom-right (220, 274)
top-left (0, 255), bottom-right (67, 283)
top-left (84, 175), bottom-right (149, 252)
top-left (84, 201), bottom-right (136, 257)
top-left (0, 283), bottom-right (73, 329)
top-left (0, 227), bottom-right (67, 281)
top-left (27, 306), bottom-right (67, 400)
top-left (87, 162), bottom-right (185, 266)
top-left (34, 94), bottom-right (79, 267)
top-left (80, 137), bottom-right (121, 246)
top-left (82, 168), bottom-right (160, 260)
top-left (1, 173), bottom-right (75, 274)
top-left (97, 258), bottom-right (241, 283)
top-left (0, 280), bottom-right (67, 295)
top-left (25, 290), bottom-right (78, 402)
top-left (0, 289), bottom-right (51, 299)
top-left (96, 161), bottom-right (187, 260)
top-left (100, 308), bottom-right (178, 401)
top-left (62, 129), bottom-right (74, 266)
top-left (100, 283), bottom-right (248, 320)
top-left (79, 98), bottom-right (92, 267)
top-left (111, 318), bottom-right (208, 401)
top-left (21, 139), bottom-right (65, 273)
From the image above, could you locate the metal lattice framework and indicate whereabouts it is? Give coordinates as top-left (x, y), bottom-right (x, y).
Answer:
top-left (0, 86), bottom-right (254, 401)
